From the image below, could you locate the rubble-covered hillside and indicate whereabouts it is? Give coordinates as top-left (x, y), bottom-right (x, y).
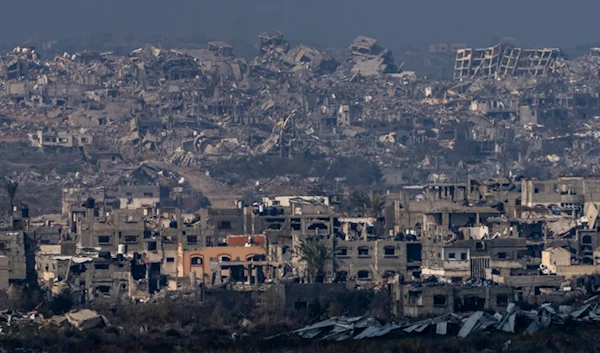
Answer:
top-left (2, 34), bottom-right (600, 213)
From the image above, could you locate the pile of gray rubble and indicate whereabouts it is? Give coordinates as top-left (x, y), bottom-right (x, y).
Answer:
top-left (287, 296), bottom-right (600, 341)
top-left (0, 308), bottom-right (109, 332)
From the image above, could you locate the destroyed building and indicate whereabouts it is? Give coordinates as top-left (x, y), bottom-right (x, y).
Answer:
top-left (7, 175), bottom-right (600, 315)
top-left (337, 35), bottom-right (399, 77)
top-left (6, 30), bottom-right (600, 325)
top-left (454, 44), bottom-right (565, 79)
top-left (393, 282), bottom-right (514, 317)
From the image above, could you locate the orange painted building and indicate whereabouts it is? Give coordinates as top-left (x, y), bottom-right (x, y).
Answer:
top-left (178, 244), bottom-right (267, 280)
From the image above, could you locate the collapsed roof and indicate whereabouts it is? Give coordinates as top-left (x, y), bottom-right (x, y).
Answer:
top-left (337, 35), bottom-right (399, 77)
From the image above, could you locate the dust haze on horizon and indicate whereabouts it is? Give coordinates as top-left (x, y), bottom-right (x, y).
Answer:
top-left (3, 0), bottom-right (600, 48)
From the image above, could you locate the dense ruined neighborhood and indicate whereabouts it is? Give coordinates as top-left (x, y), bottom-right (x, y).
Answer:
top-left (1, 32), bottom-right (600, 351)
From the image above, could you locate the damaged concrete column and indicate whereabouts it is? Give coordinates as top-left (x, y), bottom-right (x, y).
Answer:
top-left (442, 212), bottom-right (450, 230)
top-left (247, 264), bottom-right (253, 285)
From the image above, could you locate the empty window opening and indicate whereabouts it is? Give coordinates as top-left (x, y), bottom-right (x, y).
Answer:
top-left (357, 270), bottom-right (370, 279)
top-left (147, 241), bottom-right (157, 251)
top-left (96, 286), bottom-right (110, 294)
top-left (407, 243), bottom-right (422, 262)
top-left (218, 221), bottom-right (232, 230)
top-left (497, 294), bottom-right (509, 306)
top-left (337, 248), bottom-right (348, 257)
top-left (434, 295), bottom-right (447, 307)
top-left (335, 271), bottom-right (348, 282)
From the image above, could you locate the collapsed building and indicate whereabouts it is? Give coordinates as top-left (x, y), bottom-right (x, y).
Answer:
top-left (337, 35), bottom-right (399, 77)
top-left (0, 173), bottom-right (597, 317)
top-left (3, 31), bottom-right (600, 319)
top-left (251, 31), bottom-right (339, 77)
top-left (454, 44), bottom-right (566, 79)
top-left (3, 31), bottom-right (600, 203)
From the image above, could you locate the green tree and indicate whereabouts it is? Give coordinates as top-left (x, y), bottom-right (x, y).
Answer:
top-left (364, 192), bottom-right (386, 218)
top-left (342, 190), bottom-right (386, 218)
top-left (297, 238), bottom-right (335, 283)
top-left (341, 190), bottom-right (368, 214)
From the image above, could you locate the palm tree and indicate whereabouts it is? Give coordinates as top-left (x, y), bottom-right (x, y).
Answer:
top-left (4, 178), bottom-right (18, 225)
top-left (296, 237), bottom-right (335, 283)
top-left (364, 192), bottom-right (386, 238)
top-left (342, 190), bottom-right (386, 217)
top-left (364, 192), bottom-right (386, 218)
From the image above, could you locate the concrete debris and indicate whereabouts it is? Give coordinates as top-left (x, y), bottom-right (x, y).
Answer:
top-left (0, 309), bottom-right (113, 333)
top-left (7, 33), bottom-right (600, 341)
top-left (292, 314), bottom-right (402, 341)
top-left (0, 310), bottom-right (44, 327)
top-left (64, 309), bottom-right (109, 330)
top-left (454, 44), bottom-right (565, 79)
top-left (338, 36), bottom-right (399, 78)
top-left (4, 32), bottom-right (600, 206)
top-left (289, 298), bottom-right (600, 342)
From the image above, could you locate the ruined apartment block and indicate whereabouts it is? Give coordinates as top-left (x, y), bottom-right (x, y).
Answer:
top-left (454, 44), bottom-right (563, 79)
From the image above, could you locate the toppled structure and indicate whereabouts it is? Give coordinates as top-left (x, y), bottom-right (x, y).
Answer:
top-left (252, 31), bottom-right (338, 76)
top-left (454, 44), bottom-right (565, 79)
top-left (176, 41), bottom-right (249, 82)
top-left (64, 309), bottom-right (109, 330)
top-left (286, 45), bottom-right (339, 75)
top-left (337, 35), bottom-right (399, 77)
top-left (0, 47), bottom-right (43, 80)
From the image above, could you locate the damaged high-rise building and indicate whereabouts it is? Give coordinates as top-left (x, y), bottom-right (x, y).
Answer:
top-left (337, 35), bottom-right (399, 77)
top-left (454, 44), bottom-right (566, 79)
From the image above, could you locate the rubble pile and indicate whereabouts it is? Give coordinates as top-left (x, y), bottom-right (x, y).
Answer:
top-left (288, 297), bottom-right (600, 342)
top-left (0, 308), bottom-right (109, 333)
top-left (4, 33), bottom-right (600, 201)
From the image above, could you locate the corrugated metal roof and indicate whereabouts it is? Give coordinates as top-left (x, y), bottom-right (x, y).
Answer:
top-left (415, 324), bottom-right (428, 333)
top-left (436, 321), bottom-right (448, 335)
top-left (403, 324), bottom-right (419, 333)
top-left (458, 311), bottom-right (484, 338)
top-left (571, 304), bottom-right (590, 318)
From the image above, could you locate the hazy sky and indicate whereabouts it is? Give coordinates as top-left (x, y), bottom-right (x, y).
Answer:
top-left (3, 0), bottom-right (600, 48)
